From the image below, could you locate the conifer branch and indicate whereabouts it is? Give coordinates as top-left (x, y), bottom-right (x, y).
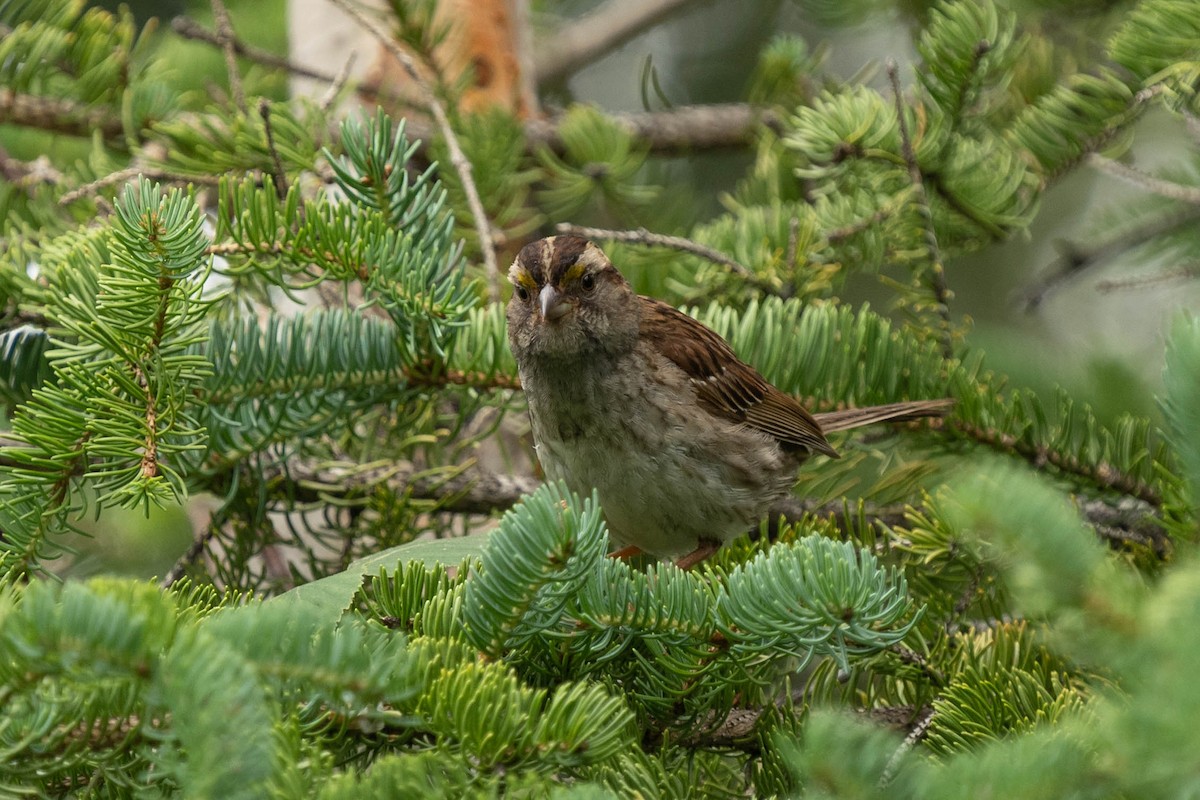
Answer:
top-left (824, 206), bottom-right (896, 244)
top-left (209, 0), bottom-right (247, 114)
top-left (1038, 84), bottom-right (1164, 185)
top-left (171, 16), bottom-right (338, 86)
top-left (0, 149), bottom-right (64, 187)
top-left (880, 706), bottom-right (936, 787)
top-left (320, 53), bottom-right (358, 112)
top-left (1096, 263), bottom-right (1200, 293)
top-left (1018, 205), bottom-right (1200, 311)
top-left (527, 103), bottom-right (783, 154)
top-left (1087, 153), bottom-right (1200, 205)
top-left (888, 61), bottom-right (955, 361)
top-left (533, 0), bottom-right (698, 85)
top-left (258, 99), bottom-right (290, 200)
top-left (0, 89), bottom-right (125, 142)
top-left (329, 0), bottom-right (500, 300)
top-left (952, 420), bottom-right (1162, 507)
top-left (166, 19), bottom-right (781, 156)
top-left (60, 167), bottom-right (224, 206)
top-left (268, 461), bottom-right (1165, 556)
top-left (554, 223), bottom-right (752, 276)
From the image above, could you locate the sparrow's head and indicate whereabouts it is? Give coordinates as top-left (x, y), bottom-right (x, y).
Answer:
top-left (506, 235), bottom-right (640, 361)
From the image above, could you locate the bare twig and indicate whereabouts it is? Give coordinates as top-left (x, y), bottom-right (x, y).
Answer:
top-left (161, 526), bottom-right (217, 588)
top-left (824, 205), bottom-right (896, 244)
top-left (879, 706), bottom-right (936, 788)
top-left (1088, 153), bottom-right (1200, 205)
top-left (534, 0), bottom-right (699, 85)
top-left (525, 103), bottom-right (782, 154)
top-left (1096, 263), bottom-right (1200, 293)
top-left (59, 166), bottom-right (223, 206)
top-left (554, 223), bottom-right (751, 276)
top-left (0, 149), bottom-right (64, 187)
top-left (286, 460), bottom-right (542, 516)
top-left (273, 458), bottom-right (1166, 556)
top-left (0, 89), bottom-right (124, 141)
top-left (156, 17), bottom-right (784, 156)
top-left (785, 215), bottom-right (801, 271)
top-left (172, 16), bottom-right (337, 85)
top-left (258, 99), bottom-right (290, 200)
top-left (889, 644), bottom-right (946, 687)
top-left (329, 0), bottom-right (500, 301)
top-left (320, 52), bottom-right (358, 112)
top-left (888, 61), bottom-right (954, 361)
top-left (210, 0), bottom-right (247, 114)
top-left (1186, 112), bottom-right (1200, 147)
top-left (510, 0), bottom-right (539, 116)
top-left (1018, 205), bottom-right (1200, 311)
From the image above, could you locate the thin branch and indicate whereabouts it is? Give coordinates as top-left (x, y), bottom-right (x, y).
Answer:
top-left (1088, 153), bottom-right (1200, 205)
top-left (286, 460), bottom-right (541, 516)
top-left (1096, 263), bottom-right (1200, 293)
top-left (534, 0), bottom-right (699, 85)
top-left (824, 205), bottom-right (896, 244)
top-left (210, 0), bottom-right (247, 114)
top-left (1017, 205), bottom-right (1200, 311)
top-left (948, 40), bottom-right (992, 123)
top-left (172, 16), bottom-right (338, 85)
top-left (328, 0), bottom-right (499, 301)
top-left (162, 19), bottom-right (783, 156)
top-left (1078, 495), bottom-right (1171, 558)
top-left (198, 362), bottom-right (520, 407)
top-left (273, 458), bottom-right (1166, 557)
top-left (888, 61), bottom-right (955, 361)
top-left (1041, 84), bottom-right (1165, 187)
top-left (0, 89), bottom-right (124, 142)
top-left (785, 215), bottom-right (801, 271)
top-left (320, 52), bottom-right (358, 112)
top-left (258, 99), bottom-right (290, 200)
top-left (0, 149), bottom-right (64, 188)
top-left (525, 103), bottom-right (783, 154)
top-left (888, 643), bottom-right (947, 687)
top-left (952, 420), bottom-right (1163, 510)
top-left (879, 706), bottom-right (936, 788)
top-left (554, 223), bottom-right (751, 277)
top-left (59, 167), bottom-right (224, 206)
top-left (161, 512), bottom-right (224, 588)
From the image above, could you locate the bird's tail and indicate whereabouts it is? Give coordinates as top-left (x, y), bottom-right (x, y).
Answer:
top-left (812, 398), bottom-right (955, 433)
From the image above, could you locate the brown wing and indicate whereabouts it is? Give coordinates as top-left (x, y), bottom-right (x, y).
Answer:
top-left (639, 297), bottom-right (839, 458)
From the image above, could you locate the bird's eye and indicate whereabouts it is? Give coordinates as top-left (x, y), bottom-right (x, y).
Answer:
top-left (581, 273), bottom-right (596, 292)
top-left (515, 285), bottom-right (530, 301)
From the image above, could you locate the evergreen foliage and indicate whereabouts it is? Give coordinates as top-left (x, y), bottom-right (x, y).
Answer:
top-left (1, 0), bottom-right (1198, 795)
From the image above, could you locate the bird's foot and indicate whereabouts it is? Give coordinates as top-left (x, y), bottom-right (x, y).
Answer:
top-left (674, 539), bottom-right (720, 570)
top-left (607, 544), bottom-right (645, 560)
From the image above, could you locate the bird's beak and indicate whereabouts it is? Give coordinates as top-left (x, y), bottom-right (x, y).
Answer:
top-left (538, 285), bottom-right (572, 321)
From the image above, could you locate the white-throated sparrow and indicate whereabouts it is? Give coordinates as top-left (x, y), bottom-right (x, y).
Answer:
top-left (506, 234), bottom-right (951, 567)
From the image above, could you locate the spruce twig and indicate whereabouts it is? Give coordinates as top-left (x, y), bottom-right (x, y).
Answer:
top-left (172, 16), bottom-right (339, 85)
top-left (1018, 205), bottom-right (1200, 311)
top-left (888, 60), bottom-right (955, 362)
top-left (1088, 153), bottom-right (1200, 205)
top-left (59, 167), bottom-right (223, 206)
top-left (554, 222), bottom-right (752, 276)
top-left (1096, 263), bottom-right (1200, 293)
top-left (258, 99), bottom-right (289, 201)
top-left (329, 0), bottom-right (500, 301)
top-left (210, 0), bottom-right (247, 114)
